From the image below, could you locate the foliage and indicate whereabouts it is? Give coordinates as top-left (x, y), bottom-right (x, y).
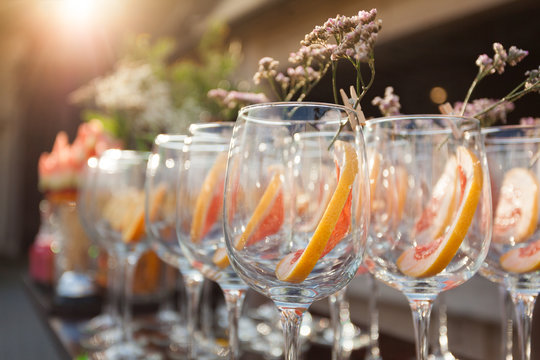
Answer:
top-left (70, 23), bottom-right (243, 150)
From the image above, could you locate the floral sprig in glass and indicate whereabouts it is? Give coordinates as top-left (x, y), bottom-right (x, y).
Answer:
top-left (253, 9), bottom-right (382, 107)
top-left (454, 43), bottom-right (538, 125)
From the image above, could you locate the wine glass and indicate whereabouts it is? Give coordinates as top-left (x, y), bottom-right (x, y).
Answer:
top-left (145, 134), bottom-right (206, 358)
top-left (363, 115), bottom-right (492, 360)
top-left (176, 123), bottom-right (248, 359)
top-left (90, 149), bottom-right (158, 359)
top-left (481, 125), bottom-right (540, 360)
top-left (222, 102), bottom-right (370, 360)
top-left (78, 157), bottom-right (122, 350)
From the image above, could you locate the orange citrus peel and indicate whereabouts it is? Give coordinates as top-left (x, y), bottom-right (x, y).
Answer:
top-left (190, 152), bottom-right (228, 244)
top-left (500, 238), bottom-right (540, 273)
top-left (397, 146), bottom-right (483, 278)
top-left (275, 141), bottom-right (358, 283)
top-left (493, 167), bottom-right (539, 244)
top-left (213, 168), bottom-right (284, 269)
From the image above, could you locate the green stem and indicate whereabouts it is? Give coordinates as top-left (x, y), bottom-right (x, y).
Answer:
top-left (268, 77), bottom-right (284, 101)
top-left (331, 61), bottom-right (339, 104)
top-left (461, 68), bottom-right (487, 116)
top-left (473, 80), bottom-right (538, 118)
top-left (354, 59), bottom-right (375, 109)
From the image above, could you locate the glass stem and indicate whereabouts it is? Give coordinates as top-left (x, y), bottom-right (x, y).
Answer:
top-left (437, 293), bottom-right (450, 355)
top-left (223, 288), bottom-right (247, 360)
top-left (278, 305), bottom-right (308, 360)
top-left (408, 298), bottom-right (434, 360)
top-left (510, 292), bottom-right (537, 360)
top-left (105, 251), bottom-right (120, 323)
top-left (329, 287), bottom-right (346, 360)
top-left (159, 264), bottom-right (175, 313)
top-left (183, 273), bottom-right (204, 360)
top-left (499, 285), bottom-right (513, 360)
top-left (122, 253), bottom-right (139, 343)
top-left (367, 275), bottom-right (381, 359)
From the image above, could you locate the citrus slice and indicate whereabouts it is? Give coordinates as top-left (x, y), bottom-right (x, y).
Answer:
top-left (500, 239), bottom-right (540, 273)
top-left (493, 168), bottom-right (539, 244)
top-left (298, 165), bottom-right (337, 233)
top-left (102, 189), bottom-right (147, 243)
top-left (397, 147), bottom-right (483, 278)
top-left (412, 156), bottom-right (458, 244)
top-left (214, 168), bottom-right (285, 269)
top-left (190, 152), bottom-right (228, 243)
top-left (275, 141), bottom-right (358, 283)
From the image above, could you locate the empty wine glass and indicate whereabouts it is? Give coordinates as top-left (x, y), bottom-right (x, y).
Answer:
top-left (90, 149), bottom-right (158, 359)
top-left (222, 102), bottom-right (370, 360)
top-left (177, 123), bottom-right (248, 359)
top-left (363, 115), bottom-right (492, 360)
top-left (482, 125), bottom-right (540, 360)
top-left (145, 134), bottom-right (206, 358)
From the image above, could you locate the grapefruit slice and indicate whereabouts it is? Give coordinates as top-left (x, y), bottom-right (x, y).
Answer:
top-left (275, 141), bottom-right (358, 283)
top-left (103, 189), bottom-right (147, 243)
top-left (493, 168), bottom-right (539, 244)
top-left (412, 157), bottom-right (458, 244)
top-left (213, 168), bottom-right (285, 268)
top-left (500, 239), bottom-right (540, 273)
top-left (397, 147), bottom-right (483, 278)
top-left (190, 152), bottom-right (228, 243)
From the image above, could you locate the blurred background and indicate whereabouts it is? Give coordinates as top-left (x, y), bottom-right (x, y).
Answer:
top-left (0, 0), bottom-right (538, 268)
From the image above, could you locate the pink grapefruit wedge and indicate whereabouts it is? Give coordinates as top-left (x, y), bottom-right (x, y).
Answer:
top-left (397, 147), bottom-right (483, 278)
top-left (412, 156), bottom-right (458, 244)
top-left (493, 168), bottom-right (539, 244)
top-left (213, 168), bottom-right (285, 269)
top-left (190, 152), bottom-right (228, 244)
top-left (500, 239), bottom-right (540, 273)
top-left (275, 141), bottom-right (358, 283)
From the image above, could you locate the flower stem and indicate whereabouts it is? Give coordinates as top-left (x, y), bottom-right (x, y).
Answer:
top-left (472, 80), bottom-right (533, 119)
top-left (460, 69), bottom-right (485, 116)
top-left (332, 61), bottom-right (339, 104)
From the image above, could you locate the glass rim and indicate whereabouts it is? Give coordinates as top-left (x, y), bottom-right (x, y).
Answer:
top-left (365, 114), bottom-right (480, 125)
top-left (238, 101), bottom-right (359, 125)
top-left (154, 134), bottom-right (187, 146)
top-left (482, 124), bottom-right (540, 144)
top-left (100, 149), bottom-right (150, 161)
top-left (364, 114), bottom-right (481, 135)
top-left (189, 121), bottom-right (235, 134)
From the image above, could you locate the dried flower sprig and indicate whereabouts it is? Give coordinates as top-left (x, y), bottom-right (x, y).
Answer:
top-left (253, 9), bottom-right (382, 108)
top-left (453, 98), bottom-right (514, 127)
top-left (458, 43), bottom-right (538, 122)
top-left (208, 89), bottom-right (269, 109)
top-left (371, 86), bottom-right (401, 116)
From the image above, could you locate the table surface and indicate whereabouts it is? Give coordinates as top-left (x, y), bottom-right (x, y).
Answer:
top-left (20, 273), bottom-right (425, 360)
